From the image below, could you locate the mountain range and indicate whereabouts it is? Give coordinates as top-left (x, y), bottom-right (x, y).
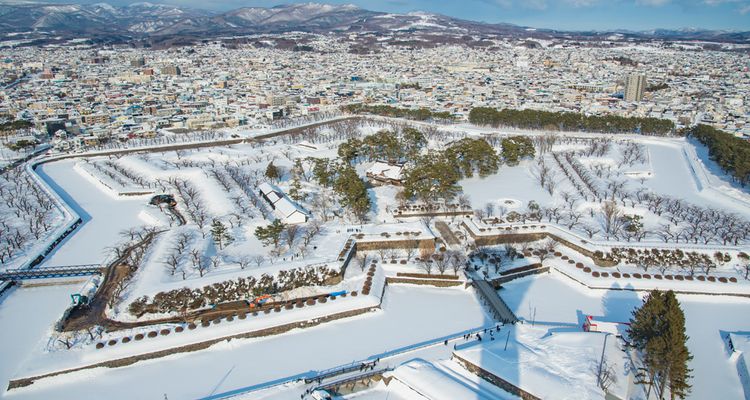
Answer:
top-left (0, 1), bottom-right (748, 46)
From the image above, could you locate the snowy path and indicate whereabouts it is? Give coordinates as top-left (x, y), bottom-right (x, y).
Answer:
top-left (6, 285), bottom-right (492, 400)
top-left (34, 160), bottom-right (151, 266)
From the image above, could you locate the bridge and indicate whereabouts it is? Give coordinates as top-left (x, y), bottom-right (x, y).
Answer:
top-left (0, 265), bottom-right (103, 281)
top-left (473, 279), bottom-right (519, 324)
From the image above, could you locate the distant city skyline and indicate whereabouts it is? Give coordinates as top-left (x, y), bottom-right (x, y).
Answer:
top-left (20, 0), bottom-right (750, 31)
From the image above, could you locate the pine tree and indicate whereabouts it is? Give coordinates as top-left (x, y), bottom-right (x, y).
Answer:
top-left (628, 290), bottom-right (692, 400)
top-left (210, 219), bottom-right (233, 250)
top-left (254, 219), bottom-right (285, 248)
top-left (312, 158), bottom-right (333, 187)
top-left (265, 161), bottom-right (280, 182)
top-left (333, 165), bottom-right (371, 221)
top-left (663, 291), bottom-right (692, 400)
top-left (289, 175), bottom-right (303, 201)
top-left (292, 158), bottom-right (306, 181)
top-left (337, 138), bottom-right (362, 164)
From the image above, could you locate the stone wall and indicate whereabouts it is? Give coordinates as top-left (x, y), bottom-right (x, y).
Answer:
top-left (385, 277), bottom-right (462, 287)
top-left (8, 305), bottom-right (378, 390)
top-left (462, 222), bottom-right (616, 267)
top-left (452, 353), bottom-right (542, 400)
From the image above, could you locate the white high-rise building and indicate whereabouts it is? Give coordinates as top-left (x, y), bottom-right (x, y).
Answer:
top-left (624, 74), bottom-right (647, 102)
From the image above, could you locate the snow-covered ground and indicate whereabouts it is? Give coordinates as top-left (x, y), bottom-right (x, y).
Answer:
top-left (35, 160), bottom-right (155, 266)
top-left (455, 324), bottom-right (629, 400)
top-left (501, 271), bottom-right (750, 400)
top-left (0, 284), bottom-right (81, 398)
top-left (1, 118), bottom-right (749, 399)
top-left (5, 285), bottom-right (491, 400)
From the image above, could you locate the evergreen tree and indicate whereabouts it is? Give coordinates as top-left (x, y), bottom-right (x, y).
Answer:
top-left (402, 153), bottom-right (462, 202)
top-left (292, 158), bottom-right (305, 181)
top-left (338, 138), bottom-right (363, 164)
top-left (312, 158), bottom-right (334, 187)
top-left (401, 127), bottom-right (426, 159)
top-left (265, 161), bottom-right (280, 182)
top-left (444, 138), bottom-right (500, 178)
top-left (628, 290), bottom-right (692, 399)
top-left (333, 165), bottom-right (371, 221)
top-left (254, 219), bottom-right (285, 248)
top-left (501, 136), bottom-right (535, 166)
top-left (362, 130), bottom-right (402, 162)
top-left (210, 219), bottom-right (233, 250)
top-left (288, 175), bottom-right (303, 201)
top-left (469, 107), bottom-right (674, 136)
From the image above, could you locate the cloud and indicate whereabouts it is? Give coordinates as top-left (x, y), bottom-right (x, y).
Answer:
top-left (564, 0), bottom-right (599, 6)
top-left (702, 0), bottom-right (741, 4)
top-left (635, 0), bottom-right (671, 5)
top-left (525, 0), bottom-right (548, 9)
top-left (490, 0), bottom-right (547, 9)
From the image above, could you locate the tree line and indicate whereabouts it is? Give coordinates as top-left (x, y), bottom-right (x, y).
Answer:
top-left (684, 124), bottom-right (750, 186)
top-left (344, 104), bottom-right (454, 122)
top-left (403, 138), bottom-right (503, 202)
top-left (469, 107), bottom-right (675, 136)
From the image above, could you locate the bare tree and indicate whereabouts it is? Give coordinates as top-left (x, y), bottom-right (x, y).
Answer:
top-left (285, 224), bottom-right (301, 248)
top-left (600, 201), bottom-right (624, 240)
top-left (355, 253), bottom-right (369, 271)
top-left (450, 252), bottom-right (467, 275)
top-left (483, 202), bottom-right (495, 218)
top-left (164, 253), bottom-right (180, 276)
top-left (237, 255), bottom-right (251, 270)
top-left (582, 224), bottom-right (600, 239)
top-left (251, 254), bottom-right (265, 268)
top-left (595, 356), bottom-right (618, 393)
top-left (419, 257), bottom-right (434, 275)
top-left (536, 239), bottom-right (558, 264)
top-left (435, 255), bottom-right (449, 275)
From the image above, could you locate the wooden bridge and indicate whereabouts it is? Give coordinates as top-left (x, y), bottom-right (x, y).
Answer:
top-left (473, 279), bottom-right (519, 324)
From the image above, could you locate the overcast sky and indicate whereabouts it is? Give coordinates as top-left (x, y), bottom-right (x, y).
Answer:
top-left (33, 0), bottom-right (750, 30)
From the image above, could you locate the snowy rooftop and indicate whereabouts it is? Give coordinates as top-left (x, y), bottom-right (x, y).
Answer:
top-left (366, 161), bottom-right (404, 181)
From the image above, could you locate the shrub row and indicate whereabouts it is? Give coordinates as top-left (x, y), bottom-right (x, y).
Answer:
top-left (129, 264), bottom-right (340, 317)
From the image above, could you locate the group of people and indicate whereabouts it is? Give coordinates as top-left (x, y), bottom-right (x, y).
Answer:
top-left (301, 358), bottom-right (382, 399)
top-left (454, 325), bottom-right (503, 348)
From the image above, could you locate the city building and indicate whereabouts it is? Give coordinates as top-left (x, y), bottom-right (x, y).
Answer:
top-left (624, 74), bottom-right (647, 102)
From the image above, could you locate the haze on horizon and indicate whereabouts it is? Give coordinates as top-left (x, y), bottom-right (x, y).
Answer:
top-left (12, 0), bottom-right (750, 31)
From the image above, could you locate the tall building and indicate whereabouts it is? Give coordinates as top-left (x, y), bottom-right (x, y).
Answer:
top-left (266, 94), bottom-right (286, 107)
top-left (130, 57), bottom-right (145, 68)
top-left (161, 65), bottom-right (181, 76)
top-left (624, 74), bottom-right (647, 102)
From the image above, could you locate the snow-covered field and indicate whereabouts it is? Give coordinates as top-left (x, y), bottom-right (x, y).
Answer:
top-left (502, 271), bottom-right (750, 400)
top-left (0, 284), bottom-right (80, 398)
top-left (1, 118), bottom-right (749, 399)
top-left (5, 285), bottom-right (491, 400)
top-left (35, 160), bottom-right (153, 266)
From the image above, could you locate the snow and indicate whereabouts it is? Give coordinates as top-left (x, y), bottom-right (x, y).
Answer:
top-left (460, 161), bottom-right (552, 209)
top-left (35, 160), bottom-right (155, 266)
top-left (365, 161), bottom-right (403, 182)
top-left (2, 117), bottom-right (749, 399)
top-left (455, 324), bottom-right (627, 400)
top-left (376, 359), bottom-right (513, 400)
top-left (6, 285), bottom-right (491, 400)
top-left (0, 284), bottom-right (80, 398)
top-left (501, 272), bottom-right (750, 400)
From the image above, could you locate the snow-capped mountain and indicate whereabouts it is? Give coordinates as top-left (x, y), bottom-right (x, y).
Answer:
top-left (0, 1), bottom-right (747, 44)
